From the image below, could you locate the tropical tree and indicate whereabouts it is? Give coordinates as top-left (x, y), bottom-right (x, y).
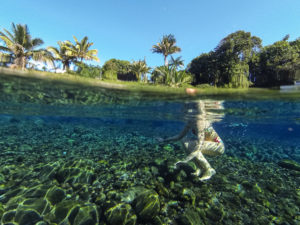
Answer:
top-left (214, 30), bottom-right (262, 87)
top-left (101, 58), bottom-right (135, 81)
top-left (169, 56), bottom-right (184, 69)
top-left (150, 65), bottom-right (166, 84)
top-left (65, 36), bottom-right (99, 62)
top-left (255, 40), bottom-right (299, 86)
top-left (187, 52), bottom-right (218, 86)
top-left (47, 41), bottom-right (76, 71)
top-left (0, 23), bottom-right (53, 69)
top-left (102, 58), bottom-right (131, 74)
top-left (151, 34), bottom-right (181, 66)
top-left (188, 30), bottom-right (262, 88)
top-left (75, 62), bottom-right (101, 78)
top-left (130, 60), bottom-right (151, 82)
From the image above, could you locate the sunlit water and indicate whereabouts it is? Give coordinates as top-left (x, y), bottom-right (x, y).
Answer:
top-left (0, 73), bottom-right (299, 225)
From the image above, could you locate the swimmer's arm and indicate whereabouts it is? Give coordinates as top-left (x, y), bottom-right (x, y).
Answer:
top-left (160, 122), bottom-right (191, 142)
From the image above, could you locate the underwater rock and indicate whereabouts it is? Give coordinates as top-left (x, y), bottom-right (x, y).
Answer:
top-left (0, 187), bottom-right (24, 204)
top-left (21, 198), bottom-right (51, 215)
top-left (104, 202), bottom-right (137, 225)
top-left (133, 189), bottom-right (160, 221)
top-left (205, 205), bottom-right (225, 222)
top-left (155, 181), bottom-right (169, 198)
top-left (121, 187), bottom-right (145, 203)
top-left (178, 208), bottom-right (203, 225)
top-left (19, 144), bottom-right (33, 152)
top-left (153, 215), bottom-right (165, 225)
top-left (46, 186), bottom-right (66, 205)
top-left (0, 203), bottom-right (4, 220)
top-left (72, 205), bottom-right (99, 225)
top-left (175, 170), bottom-right (188, 182)
top-left (55, 159), bottom-right (96, 185)
top-left (44, 200), bottom-right (80, 224)
top-left (0, 173), bottom-right (5, 185)
top-left (181, 188), bottom-right (196, 207)
top-left (95, 192), bottom-right (106, 205)
top-left (1, 210), bottom-right (16, 223)
top-left (278, 159), bottom-right (300, 171)
top-left (35, 222), bottom-right (48, 225)
top-left (15, 209), bottom-right (42, 225)
top-left (38, 162), bottom-right (59, 182)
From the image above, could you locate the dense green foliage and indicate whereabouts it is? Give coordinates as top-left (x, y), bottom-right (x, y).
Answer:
top-left (188, 31), bottom-right (300, 88)
top-left (188, 31), bottom-right (261, 88)
top-left (130, 60), bottom-right (151, 82)
top-left (74, 62), bottom-right (101, 78)
top-left (102, 59), bottom-right (136, 81)
top-left (254, 40), bottom-right (300, 86)
top-left (151, 66), bottom-right (192, 87)
top-left (0, 23), bottom-right (53, 69)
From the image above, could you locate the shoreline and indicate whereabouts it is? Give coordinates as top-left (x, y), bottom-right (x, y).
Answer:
top-left (1, 67), bottom-right (299, 101)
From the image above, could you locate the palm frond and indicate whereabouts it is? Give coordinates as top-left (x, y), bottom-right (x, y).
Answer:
top-left (2, 28), bottom-right (14, 41)
top-left (31, 38), bottom-right (44, 48)
top-left (0, 35), bottom-right (14, 48)
top-left (30, 49), bottom-right (54, 67)
top-left (0, 45), bottom-right (11, 52)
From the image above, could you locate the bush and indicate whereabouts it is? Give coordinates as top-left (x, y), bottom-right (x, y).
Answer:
top-left (75, 62), bottom-right (101, 78)
top-left (195, 83), bottom-right (213, 88)
top-left (102, 70), bottom-right (118, 80)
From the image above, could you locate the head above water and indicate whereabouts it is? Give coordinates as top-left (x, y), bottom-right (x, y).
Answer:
top-left (185, 88), bottom-right (198, 96)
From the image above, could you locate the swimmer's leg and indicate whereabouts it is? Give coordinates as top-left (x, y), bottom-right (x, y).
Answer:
top-left (193, 150), bottom-right (216, 181)
top-left (201, 141), bottom-right (225, 156)
top-left (203, 127), bottom-right (225, 156)
top-left (175, 147), bottom-right (216, 180)
top-left (174, 139), bottom-right (199, 174)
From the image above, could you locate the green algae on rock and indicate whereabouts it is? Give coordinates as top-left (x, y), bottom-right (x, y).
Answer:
top-left (179, 208), bottom-right (204, 225)
top-left (133, 189), bottom-right (161, 221)
top-left (104, 202), bottom-right (137, 225)
top-left (45, 186), bottom-right (66, 205)
top-left (278, 159), bottom-right (300, 171)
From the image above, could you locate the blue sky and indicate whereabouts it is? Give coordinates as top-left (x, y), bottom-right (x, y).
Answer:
top-left (1, 0), bottom-right (300, 68)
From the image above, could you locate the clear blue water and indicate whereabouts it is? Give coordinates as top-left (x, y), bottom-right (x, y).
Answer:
top-left (0, 74), bottom-right (299, 224)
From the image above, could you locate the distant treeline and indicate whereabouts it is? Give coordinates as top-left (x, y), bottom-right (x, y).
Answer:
top-left (187, 31), bottom-right (300, 87)
top-left (0, 23), bottom-right (299, 88)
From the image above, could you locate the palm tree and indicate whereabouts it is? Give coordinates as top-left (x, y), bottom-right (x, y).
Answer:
top-left (169, 56), bottom-right (184, 69)
top-left (47, 41), bottom-right (76, 71)
top-left (0, 23), bottom-right (53, 69)
top-left (65, 36), bottom-right (99, 62)
top-left (151, 34), bottom-right (181, 66)
top-left (130, 60), bottom-right (151, 82)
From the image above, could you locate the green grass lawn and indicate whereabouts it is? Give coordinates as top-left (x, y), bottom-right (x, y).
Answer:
top-left (1, 67), bottom-right (298, 100)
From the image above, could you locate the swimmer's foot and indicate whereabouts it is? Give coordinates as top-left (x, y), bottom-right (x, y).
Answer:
top-left (191, 169), bottom-right (201, 177)
top-left (174, 161), bottom-right (188, 169)
top-left (199, 168), bottom-right (216, 181)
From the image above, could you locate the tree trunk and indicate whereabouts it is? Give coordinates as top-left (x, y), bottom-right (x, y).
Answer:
top-left (164, 56), bottom-right (168, 67)
top-left (63, 62), bottom-right (70, 72)
top-left (21, 56), bottom-right (26, 70)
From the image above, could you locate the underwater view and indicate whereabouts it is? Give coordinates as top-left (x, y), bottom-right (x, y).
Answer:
top-left (0, 74), bottom-right (300, 225)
